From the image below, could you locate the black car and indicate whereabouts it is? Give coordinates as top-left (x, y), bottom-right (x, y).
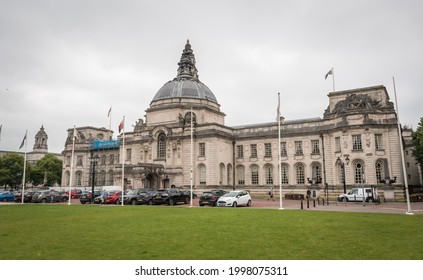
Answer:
top-left (199, 190), bottom-right (227, 206)
top-left (79, 190), bottom-right (102, 204)
top-left (136, 191), bottom-right (158, 205)
top-left (123, 189), bottom-right (150, 205)
top-left (152, 189), bottom-right (190, 206)
top-left (14, 190), bottom-right (36, 203)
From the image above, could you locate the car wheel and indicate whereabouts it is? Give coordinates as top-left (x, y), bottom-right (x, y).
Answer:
top-left (184, 197), bottom-right (190, 204)
top-left (247, 200), bottom-right (251, 207)
top-left (131, 199), bottom-right (137, 205)
top-left (199, 203), bottom-right (204, 206)
top-left (232, 201), bottom-right (237, 208)
top-left (41, 198), bottom-right (47, 203)
top-left (2, 198), bottom-right (7, 202)
top-left (62, 197), bottom-right (68, 202)
top-left (148, 200), bottom-right (153, 205)
top-left (366, 197), bottom-right (374, 203)
top-left (168, 198), bottom-right (175, 206)
top-left (116, 199), bottom-right (120, 205)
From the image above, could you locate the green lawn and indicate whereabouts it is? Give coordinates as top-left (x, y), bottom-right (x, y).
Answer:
top-left (1, 204), bottom-right (422, 260)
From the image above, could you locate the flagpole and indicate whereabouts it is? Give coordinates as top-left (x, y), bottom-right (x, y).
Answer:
top-left (392, 77), bottom-right (413, 215)
top-left (68, 126), bottom-right (76, 205)
top-left (121, 116), bottom-right (125, 206)
top-left (108, 106), bottom-right (112, 137)
top-left (190, 107), bottom-right (193, 208)
top-left (21, 130), bottom-right (28, 204)
top-left (332, 68), bottom-right (335, 92)
top-left (277, 93), bottom-right (284, 210)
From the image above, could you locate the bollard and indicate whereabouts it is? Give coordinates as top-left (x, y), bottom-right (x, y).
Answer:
top-left (322, 198), bottom-right (325, 206)
top-left (307, 198), bottom-right (309, 208)
top-left (313, 199), bottom-right (316, 208)
top-left (301, 200), bottom-right (303, 210)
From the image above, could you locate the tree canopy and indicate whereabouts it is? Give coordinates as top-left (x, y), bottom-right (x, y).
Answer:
top-left (0, 153), bottom-right (30, 188)
top-left (30, 154), bottom-right (63, 186)
top-left (412, 117), bottom-right (423, 178)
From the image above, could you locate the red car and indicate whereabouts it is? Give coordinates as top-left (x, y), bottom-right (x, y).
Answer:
top-left (66, 188), bottom-right (82, 198)
top-left (105, 190), bottom-right (122, 205)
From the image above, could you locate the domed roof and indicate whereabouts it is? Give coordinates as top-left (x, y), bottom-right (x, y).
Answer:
top-left (151, 40), bottom-right (218, 104)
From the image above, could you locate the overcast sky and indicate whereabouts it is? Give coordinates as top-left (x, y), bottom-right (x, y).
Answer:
top-left (1, 0), bottom-right (422, 153)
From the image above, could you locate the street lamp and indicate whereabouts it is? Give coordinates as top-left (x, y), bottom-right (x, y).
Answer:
top-left (90, 154), bottom-right (99, 203)
top-left (336, 155), bottom-right (350, 194)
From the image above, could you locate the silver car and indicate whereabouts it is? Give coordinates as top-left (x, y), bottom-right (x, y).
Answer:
top-left (216, 190), bottom-right (251, 207)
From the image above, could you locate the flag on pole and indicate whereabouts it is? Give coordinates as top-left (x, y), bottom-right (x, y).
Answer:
top-left (73, 128), bottom-right (81, 140)
top-left (277, 92), bottom-right (281, 118)
top-left (325, 67), bottom-right (334, 80)
top-left (107, 106), bottom-right (112, 117)
top-left (118, 118), bottom-right (124, 133)
top-left (19, 131), bottom-right (27, 149)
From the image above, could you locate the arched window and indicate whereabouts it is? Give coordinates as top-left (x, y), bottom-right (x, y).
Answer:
top-left (219, 163), bottom-right (225, 185)
top-left (375, 159), bottom-right (385, 183)
top-left (311, 162), bottom-right (322, 182)
top-left (75, 171), bottom-right (82, 186)
top-left (64, 171), bottom-right (70, 186)
top-left (264, 164), bottom-right (274, 185)
top-left (198, 164), bottom-right (206, 185)
top-left (280, 163), bottom-right (289, 184)
top-left (227, 164), bottom-right (233, 185)
top-left (157, 133), bottom-right (166, 158)
top-left (295, 163), bottom-right (305, 184)
top-left (251, 165), bottom-right (259, 185)
top-left (236, 165), bottom-right (245, 185)
top-left (354, 160), bottom-right (365, 184)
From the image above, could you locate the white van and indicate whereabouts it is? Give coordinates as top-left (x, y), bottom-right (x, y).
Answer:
top-left (338, 186), bottom-right (379, 202)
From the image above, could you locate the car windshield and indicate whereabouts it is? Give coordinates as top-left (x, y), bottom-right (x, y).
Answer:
top-left (222, 192), bottom-right (239, 197)
top-left (126, 190), bottom-right (137, 195)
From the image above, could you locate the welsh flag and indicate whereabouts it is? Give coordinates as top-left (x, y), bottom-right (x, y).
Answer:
top-left (118, 118), bottom-right (124, 133)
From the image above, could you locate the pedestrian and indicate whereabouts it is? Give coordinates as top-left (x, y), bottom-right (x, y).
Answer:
top-left (101, 191), bottom-right (108, 205)
top-left (268, 187), bottom-right (274, 201)
top-left (50, 191), bottom-right (54, 204)
top-left (306, 189), bottom-right (311, 200)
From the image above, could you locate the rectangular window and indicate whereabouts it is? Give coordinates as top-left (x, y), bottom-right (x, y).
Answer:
top-left (109, 154), bottom-right (114, 165)
top-left (76, 156), bottom-right (83, 166)
top-left (66, 156), bottom-right (71, 166)
top-left (126, 148), bottom-right (132, 161)
top-left (281, 165), bottom-right (289, 184)
top-left (311, 140), bottom-right (320, 154)
top-left (295, 141), bottom-right (303, 156)
top-left (335, 137), bottom-right (341, 152)
top-left (375, 134), bottom-right (383, 149)
top-left (280, 142), bottom-right (287, 157)
top-left (237, 145), bottom-right (244, 158)
top-left (250, 144), bottom-right (257, 158)
top-left (264, 143), bottom-right (272, 157)
top-left (237, 166), bottom-right (245, 185)
top-left (199, 143), bottom-right (206, 157)
top-left (352, 135), bottom-right (362, 150)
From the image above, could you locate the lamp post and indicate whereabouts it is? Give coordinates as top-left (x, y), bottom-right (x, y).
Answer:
top-left (336, 155), bottom-right (350, 194)
top-left (90, 154), bottom-right (99, 203)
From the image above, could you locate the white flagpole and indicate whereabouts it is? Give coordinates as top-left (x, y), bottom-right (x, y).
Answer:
top-left (190, 107), bottom-right (194, 208)
top-left (68, 126), bottom-right (76, 205)
top-left (108, 106), bottom-right (112, 137)
top-left (21, 130), bottom-right (28, 204)
top-left (332, 68), bottom-right (335, 92)
top-left (121, 116), bottom-right (125, 206)
top-left (392, 77), bottom-right (413, 215)
top-left (277, 93), bottom-right (284, 210)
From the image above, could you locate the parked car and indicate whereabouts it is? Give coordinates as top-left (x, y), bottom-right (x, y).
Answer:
top-left (31, 190), bottom-right (69, 203)
top-left (14, 190), bottom-right (36, 203)
top-left (66, 188), bottom-right (83, 198)
top-left (199, 190), bottom-right (227, 206)
top-left (182, 190), bottom-right (197, 199)
top-left (79, 190), bottom-right (102, 204)
top-left (0, 191), bottom-right (15, 202)
top-left (105, 190), bottom-right (122, 205)
top-left (338, 186), bottom-right (379, 202)
top-left (152, 189), bottom-right (190, 206)
top-left (123, 189), bottom-right (147, 205)
top-left (137, 191), bottom-right (158, 205)
top-left (216, 190), bottom-right (251, 207)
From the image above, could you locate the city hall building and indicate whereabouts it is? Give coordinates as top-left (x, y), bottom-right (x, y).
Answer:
top-left (61, 41), bottom-right (421, 200)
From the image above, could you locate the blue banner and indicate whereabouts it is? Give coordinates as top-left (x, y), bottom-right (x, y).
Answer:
top-left (91, 139), bottom-right (120, 150)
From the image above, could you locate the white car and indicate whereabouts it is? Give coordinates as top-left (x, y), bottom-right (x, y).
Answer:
top-left (216, 190), bottom-right (251, 207)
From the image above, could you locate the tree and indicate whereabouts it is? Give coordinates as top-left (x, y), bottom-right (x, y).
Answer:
top-left (30, 154), bottom-right (63, 186)
top-left (0, 153), bottom-right (31, 189)
top-left (412, 117), bottom-right (423, 178)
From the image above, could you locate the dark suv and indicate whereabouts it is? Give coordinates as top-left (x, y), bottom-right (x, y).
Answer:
top-left (123, 189), bottom-right (150, 205)
top-left (152, 189), bottom-right (190, 206)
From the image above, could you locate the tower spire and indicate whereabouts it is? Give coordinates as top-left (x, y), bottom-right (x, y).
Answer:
top-left (176, 39), bottom-right (199, 81)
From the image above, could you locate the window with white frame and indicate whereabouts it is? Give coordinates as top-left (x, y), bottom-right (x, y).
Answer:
top-left (75, 171), bottom-right (82, 186)
top-left (199, 143), bottom-right (206, 157)
top-left (375, 159), bottom-right (385, 183)
top-left (265, 164), bottom-right (273, 185)
top-left (281, 164), bottom-right (289, 184)
top-left (250, 144), bottom-right (257, 158)
top-left (227, 164), bottom-right (232, 185)
top-left (219, 163), bottom-right (225, 185)
top-left (157, 133), bottom-right (166, 158)
top-left (354, 161), bottom-right (365, 184)
top-left (311, 140), bottom-right (320, 154)
top-left (352, 135), bottom-right (362, 150)
top-left (251, 165), bottom-right (259, 185)
top-left (311, 162), bottom-right (322, 181)
top-left (335, 137), bottom-right (341, 152)
top-left (237, 145), bottom-right (244, 158)
top-left (375, 134), bottom-right (383, 150)
top-left (295, 141), bottom-right (303, 156)
top-left (280, 142), bottom-right (287, 157)
top-left (126, 148), bottom-right (132, 161)
top-left (237, 165), bottom-right (245, 185)
top-left (296, 163), bottom-right (305, 184)
top-left (264, 143), bottom-right (272, 157)
top-left (199, 164), bottom-right (206, 184)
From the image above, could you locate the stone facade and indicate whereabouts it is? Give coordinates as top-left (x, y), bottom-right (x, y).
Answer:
top-left (61, 41), bottom-right (421, 200)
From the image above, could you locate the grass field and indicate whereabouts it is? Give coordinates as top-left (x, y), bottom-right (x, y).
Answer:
top-left (1, 204), bottom-right (422, 260)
